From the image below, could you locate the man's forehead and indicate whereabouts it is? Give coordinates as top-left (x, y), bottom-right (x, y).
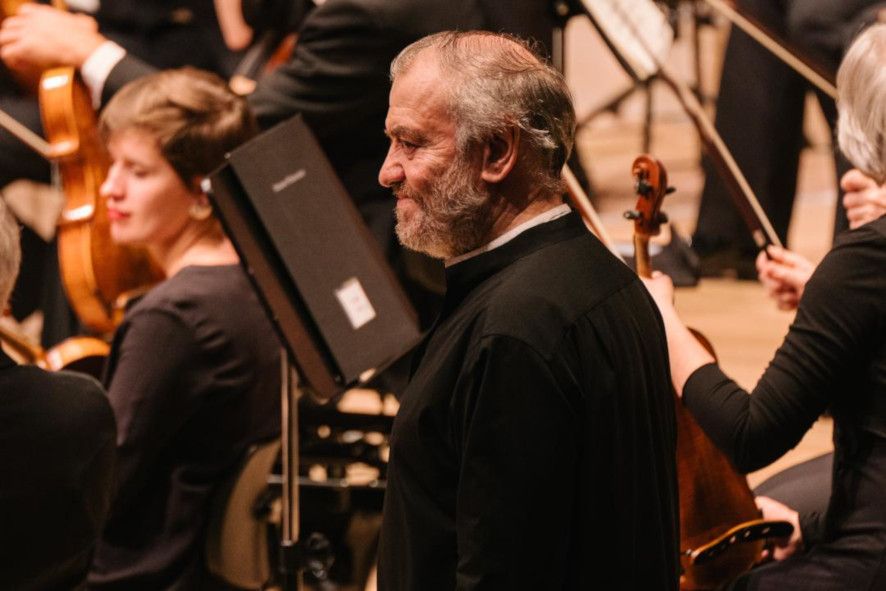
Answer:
top-left (391, 50), bottom-right (445, 102)
top-left (386, 51), bottom-right (452, 133)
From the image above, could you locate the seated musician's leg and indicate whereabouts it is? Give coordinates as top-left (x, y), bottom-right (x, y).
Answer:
top-left (753, 452), bottom-right (833, 517)
top-left (722, 540), bottom-right (880, 591)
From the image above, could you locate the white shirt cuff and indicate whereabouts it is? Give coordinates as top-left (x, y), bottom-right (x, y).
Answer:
top-left (80, 40), bottom-right (126, 109)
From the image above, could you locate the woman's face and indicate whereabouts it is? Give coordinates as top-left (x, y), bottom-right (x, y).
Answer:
top-left (101, 129), bottom-right (197, 250)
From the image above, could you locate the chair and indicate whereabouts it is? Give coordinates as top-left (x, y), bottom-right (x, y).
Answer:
top-left (206, 439), bottom-right (281, 590)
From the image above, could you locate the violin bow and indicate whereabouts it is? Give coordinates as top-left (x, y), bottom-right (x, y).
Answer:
top-left (0, 106), bottom-right (56, 159)
top-left (702, 0), bottom-right (836, 99)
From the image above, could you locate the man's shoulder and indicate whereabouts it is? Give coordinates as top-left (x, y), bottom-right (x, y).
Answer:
top-left (497, 231), bottom-right (638, 308)
top-left (477, 233), bottom-right (643, 349)
top-left (0, 362), bottom-right (105, 397)
top-left (0, 364), bottom-right (113, 435)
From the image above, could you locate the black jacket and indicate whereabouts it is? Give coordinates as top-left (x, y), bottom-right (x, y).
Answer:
top-left (0, 349), bottom-right (116, 590)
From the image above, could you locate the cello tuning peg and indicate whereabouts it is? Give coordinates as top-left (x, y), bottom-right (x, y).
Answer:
top-left (657, 212), bottom-right (669, 224)
top-left (666, 186), bottom-right (676, 195)
top-left (624, 209), bottom-right (640, 220)
top-left (635, 180), bottom-right (652, 196)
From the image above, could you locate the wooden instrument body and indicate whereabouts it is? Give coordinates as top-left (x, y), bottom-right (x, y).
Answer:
top-left (673, 371), bottom-right (762, 589)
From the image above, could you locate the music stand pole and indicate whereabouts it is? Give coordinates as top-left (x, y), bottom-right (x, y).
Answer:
top-left (279, 350), bottom-right (303, 591)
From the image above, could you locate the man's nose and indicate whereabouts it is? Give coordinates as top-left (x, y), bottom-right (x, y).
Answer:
top-left (378, 145), bottom-right (404, 188)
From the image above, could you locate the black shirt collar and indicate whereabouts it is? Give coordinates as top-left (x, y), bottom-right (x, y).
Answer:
top-left (442, 210), bottom-right (586, 312)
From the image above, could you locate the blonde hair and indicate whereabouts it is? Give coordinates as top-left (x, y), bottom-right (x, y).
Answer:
top-left (836, 23), bottom-right (886, 184)
top-left (0, 199), bottom-right (21, 309)
top-left (100, 67), bottom-right (257, 186)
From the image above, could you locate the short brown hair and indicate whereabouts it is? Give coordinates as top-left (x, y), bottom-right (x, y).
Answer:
top-left (100, 67), bottom-right (257, 185)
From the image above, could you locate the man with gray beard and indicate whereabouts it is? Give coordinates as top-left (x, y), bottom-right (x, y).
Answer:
top-left (376, 31), bottom-right (679, 591)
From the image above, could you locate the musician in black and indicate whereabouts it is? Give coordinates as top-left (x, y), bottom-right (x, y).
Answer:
top-left (89, 68), bottom-right (280, 589)
top-left (376, 31), bottom-right (679, 590)
top-left (646, 23), bottom-right (886, 589)
top-left (0, 197), bottom-right (116, 590)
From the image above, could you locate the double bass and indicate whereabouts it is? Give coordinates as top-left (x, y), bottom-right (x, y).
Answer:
top-left (627, 155), bottom-right (791, 589)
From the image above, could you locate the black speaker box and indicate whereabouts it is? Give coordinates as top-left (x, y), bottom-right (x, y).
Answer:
top-left (205, 115), bottom-right (420, 400)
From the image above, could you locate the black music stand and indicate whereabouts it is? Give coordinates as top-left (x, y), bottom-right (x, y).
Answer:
top-left (204, 115), bottom-right (421, 590)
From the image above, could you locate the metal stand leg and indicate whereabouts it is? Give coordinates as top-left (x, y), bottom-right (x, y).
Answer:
top-left (279, 351), bottom-right (303, 591)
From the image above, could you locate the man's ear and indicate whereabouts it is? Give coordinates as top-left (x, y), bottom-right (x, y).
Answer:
top-left (480, 127), bottom-right (520, 184)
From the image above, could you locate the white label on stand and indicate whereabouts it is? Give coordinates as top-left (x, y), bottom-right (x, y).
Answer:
top-left (335, 277), bottom-right (376, 330)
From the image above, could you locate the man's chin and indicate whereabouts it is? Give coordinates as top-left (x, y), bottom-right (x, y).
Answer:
top-left (396, 224), bottom-right (447, 259)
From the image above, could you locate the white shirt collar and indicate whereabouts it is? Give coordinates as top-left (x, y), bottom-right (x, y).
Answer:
top-left (444, 203), bottom-right (571, 267)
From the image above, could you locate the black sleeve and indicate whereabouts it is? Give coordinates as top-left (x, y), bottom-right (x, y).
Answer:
top-left (683, 227), bottom-right (886, 472)
top-left (452, 335), bottom-right (579, 589)
top-left (104, 309), bottom-right (204, 515)
top-left (102, 53), bottom-right (159, 105)
top-left (800, 510), bottom-right (826, 548)
top-left (246, 0), bottom-right (395, 133)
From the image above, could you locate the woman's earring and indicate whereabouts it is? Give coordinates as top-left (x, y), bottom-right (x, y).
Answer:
top-left (188, 201), bottom-right (213, 221)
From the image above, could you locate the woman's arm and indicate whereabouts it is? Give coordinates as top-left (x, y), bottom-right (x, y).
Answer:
top-left (642, 272), bottom-right (715, 394)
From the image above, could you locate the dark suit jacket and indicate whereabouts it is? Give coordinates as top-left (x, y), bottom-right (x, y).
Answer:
top-left (0, 349), bottom-right (116, 590)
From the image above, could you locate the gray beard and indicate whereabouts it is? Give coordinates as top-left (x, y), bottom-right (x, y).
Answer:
top-left (394, 156), bottom-right (494, 259)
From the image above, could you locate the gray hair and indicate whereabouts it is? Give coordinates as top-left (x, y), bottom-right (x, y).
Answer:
top-left (0, 199), bottom-right (21, 310)
top-left (836, 23), bottom-right (886, 184)
top-left (390, 31), bottom-right (576, 196)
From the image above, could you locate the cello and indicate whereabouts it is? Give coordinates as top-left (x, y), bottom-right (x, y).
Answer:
top-left (0, 67), bottom-right (163, 335)
top-left (0, 2), bottom-right (163, 335)
top-left (627, 155), bottom-right (791, 589)
top-left (38, 65), bottom-right (162, 335)
top-left (0, 66), bottom-right (161, 369)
